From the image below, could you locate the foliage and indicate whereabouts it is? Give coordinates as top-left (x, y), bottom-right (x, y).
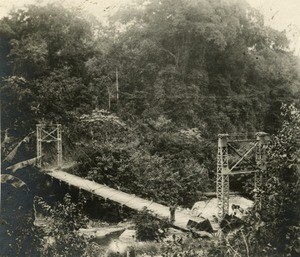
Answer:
top-left (107, 0), bottom-right (299, 133)
top-left (79, 109), bottom-right (127, 142)
top-left (257, 104), bottom-right (300, 256)
top-left (0, 182), bottom-right (41, 257)
top-left (0, 76), bottom-right (36, 134)
top-left (161, 232), bottom-right (224, 257)
top-left (1, 173), bottom-right (28, 190)
top-left (75, 117), bottom-right (211, 207)
top-left (33, 68), bottom-right (93, 123)
top-left (35, 193), bottom-right (90, 257)
top-left (0, 3), bottom-right (94, 79)
top-left (135, 208), bottom-right (169, 242)
top-left (0, 3), bottom-right (95, 137)
top-left (1, 0), bottom-right (299, 136)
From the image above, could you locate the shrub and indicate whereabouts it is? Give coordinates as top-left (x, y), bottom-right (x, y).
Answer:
top-left (35, 193), bottom-right (90, 257)
top-left (135, 208), bottom-right (169, 242)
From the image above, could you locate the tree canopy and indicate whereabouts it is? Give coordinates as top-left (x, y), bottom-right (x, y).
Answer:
top-left (1, 1), bottom-right (299, 135)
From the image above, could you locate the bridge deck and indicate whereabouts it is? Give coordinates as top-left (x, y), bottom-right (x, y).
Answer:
top-left (46, 169), bottom-right (214, 233)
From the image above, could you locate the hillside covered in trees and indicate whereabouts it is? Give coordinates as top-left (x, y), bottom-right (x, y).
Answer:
top-left (1, 0), bottom-right (300, 256)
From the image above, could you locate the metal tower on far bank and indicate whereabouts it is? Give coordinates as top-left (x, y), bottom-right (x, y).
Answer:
top-left (36, 124), bottom-right (62, 168)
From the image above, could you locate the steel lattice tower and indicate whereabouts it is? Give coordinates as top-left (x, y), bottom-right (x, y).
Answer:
top-left (254, 132), bottom-right (268, 209)
top-left (216, 132), bottom-right (268, 220)
top-left (217, 134), bottom-right (230, 219)
top-left (36, 124), bottom-right (62, 168)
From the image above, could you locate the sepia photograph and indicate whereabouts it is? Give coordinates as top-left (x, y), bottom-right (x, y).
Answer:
top-left (1, 0), bottom-right (299, 256)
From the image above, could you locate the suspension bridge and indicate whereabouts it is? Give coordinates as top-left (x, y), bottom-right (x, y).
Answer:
top-left (2, 123), bottom-right (268, 234)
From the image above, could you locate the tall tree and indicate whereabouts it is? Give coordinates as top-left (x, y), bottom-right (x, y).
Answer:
top-left (0, 4), bottom-right (95, 135)
top-left (0, 4), bottom-right (94, 79)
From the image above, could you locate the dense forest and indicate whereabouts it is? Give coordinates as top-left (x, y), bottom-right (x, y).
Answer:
top-left (1, 0), bottom-right (300, 256)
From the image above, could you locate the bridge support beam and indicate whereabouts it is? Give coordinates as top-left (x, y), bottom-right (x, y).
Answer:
top-left (36, 125), bottom-right (42, 168)
top-left (217, 134), bottom-right (229, 219)
top-left (254, 132), bottom-right (268, 209)
top-left (57, 124), bottom-right (62, 168)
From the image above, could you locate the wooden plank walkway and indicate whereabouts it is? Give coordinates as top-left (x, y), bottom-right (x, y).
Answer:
top-left (46, 169), bottom-right (214, 233)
